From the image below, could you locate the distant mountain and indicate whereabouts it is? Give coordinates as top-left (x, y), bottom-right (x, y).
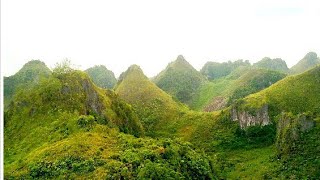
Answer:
top-left (200, 59), bottom-right (251, 80)
top-left (4, 60), bottom-right (51, 109)
top-left (85, 65), bottom-right (117, 89)
top-left (153, 55), bottom-right (206, 105)
top-left (290, 52), bottom-right (320, 74)
top-left (253, 57), bottom-right (289, 73)
top-left (115, 64), bottom-right (186, 136)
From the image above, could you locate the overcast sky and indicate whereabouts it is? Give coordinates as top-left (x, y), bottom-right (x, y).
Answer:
top-left (2, 0), bottom-right (320, 78)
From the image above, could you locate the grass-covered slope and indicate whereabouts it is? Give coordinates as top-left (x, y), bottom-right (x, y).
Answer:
top-left (5, 125), bottom-right (215, 179)
top-left (203, 66), bottom-right (320, 179)
top-left (153, 55), bottom-right (206, 105)
top-left (231, 65), bottom-right (320, 178)
top-left (4, 67), bottom-right (216, 179)
top-left (115, 65), bottom-right (189, 136)
top-left (191, 67), bottom-right (286, 111)
top-left (253, 57), bottom-right (289, 73)
top-left (4, 60), bottom-right (51, 109)
top-left (85, 65), bottom-right (117, 89)
top-left (239, 65), bottom-right (320, 115)
top-left (290, 52), bottom-right (320, 74)
top-left (4, 69), bottom-right (146, 177)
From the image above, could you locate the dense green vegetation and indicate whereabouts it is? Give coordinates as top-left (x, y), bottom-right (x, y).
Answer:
top-left (153, 55), bottom-right (206, 105)
top-left (3, 60), bottom-right (51, 109)
top-left (191, 67), bottom-right (286, 111)
top-left (231, 66), bottom-right (320, 178)
top-left (85, 65), bottom-right (117, 89)
top-left (275, 113), bottom-right (320, 179)
top-left (290, 51), bottom-right (320, 74)
top-left (4, 57), bottom-right (320, 179)
top-left (6, 125), bottom-right (215, 179)
top-left (253, 57), bottom-right (289, 73)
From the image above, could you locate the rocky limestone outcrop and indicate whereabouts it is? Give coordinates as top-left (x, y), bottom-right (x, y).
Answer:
top-left (276, 112), bottom-right (315, 156)
top-left (231, 104), bottom-right (270, 129)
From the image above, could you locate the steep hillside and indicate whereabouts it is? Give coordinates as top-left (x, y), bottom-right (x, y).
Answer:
top-left (200, 59), bottom-right (250, 80)
top-left (230, 66), bottom-right (320, 178)
top-left (5, 58), bottom-right (320, 179)
top-left (85, 65), bottom-right (117, 89)
top-left (253, 57), bottom-right (289, 73)
top-left (4, 60), bottom-right (51, 109)
top-left (191, 67), bottom-right (286, 111)
top-left (236, 65), bottom-right (320, 116)
top-left (4, 66), bottom-right (216, 179)
top-left (153, 55), bottom-right (206, 105)
top-left (115, 65), bottom-right (189, 136)
top-left (290, 52), bottom-right (320, 74)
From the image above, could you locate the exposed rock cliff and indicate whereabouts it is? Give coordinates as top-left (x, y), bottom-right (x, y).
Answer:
top-left (231, 104), bottom-right (270, 128)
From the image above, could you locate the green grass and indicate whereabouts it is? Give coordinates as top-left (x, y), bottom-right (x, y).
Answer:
top-left (240, 66), bottom-right (320, 115)
top-left (115, 65), bottom-right (191, 137)
top-left (212, 146), bottom-right (280, 179)
top-left (191, 78), bottom-right (233, 110)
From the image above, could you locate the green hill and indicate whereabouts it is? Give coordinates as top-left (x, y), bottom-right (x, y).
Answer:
top-left (4, 58), bottom-right (320, 179)
top-left (4, 64), bottom-right (215, 179)
top-left (200, 59), bottom-right (251, 80)
top-left (4, 60), bottom-right (51, 109)
top-left (85, 65), bottom-right (117, 89)
top-left (153, 55), bottom-right (206, 105)
top-left (191, 67), bottom-right (286, 111)
top-left (231, 66), bottom-right (320, 178)
top-left (115, 64), bottom-right (189, 136)
top-left (290, 52), bottom-right (320, 74)
top-left (238, 65), bottom-right (320, 115)
top-left (253, 57), bottom-right (289, 73)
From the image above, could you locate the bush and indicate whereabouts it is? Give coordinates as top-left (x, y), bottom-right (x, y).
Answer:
top-left (28, 156), bottom-right (102, 178)
top-left (77, 115), bottom-right (95, 130)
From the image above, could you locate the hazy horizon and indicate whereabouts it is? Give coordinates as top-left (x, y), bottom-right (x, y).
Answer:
top-left (2, 52), bottom-right (319, 79)
top-left (2, 0), bottom-right (320, 78)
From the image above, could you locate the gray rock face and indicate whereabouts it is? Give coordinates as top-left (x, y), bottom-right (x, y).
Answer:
top-left (231, 105), bottom-right (270, 128)
top-left (82, 79), bottom-right (104, 115)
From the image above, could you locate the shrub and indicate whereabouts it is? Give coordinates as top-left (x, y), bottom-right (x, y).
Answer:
top-left (77, 115), bottom-right (95, 130)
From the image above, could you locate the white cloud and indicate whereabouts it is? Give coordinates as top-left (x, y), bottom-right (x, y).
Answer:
top-left (1, 0), bottom-right (320, 77)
